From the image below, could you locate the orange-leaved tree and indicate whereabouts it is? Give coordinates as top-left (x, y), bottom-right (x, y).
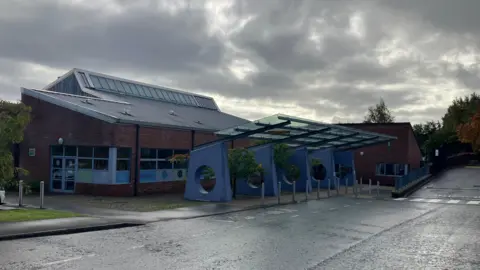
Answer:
top-left (456, 107), bottom-right (480, 152)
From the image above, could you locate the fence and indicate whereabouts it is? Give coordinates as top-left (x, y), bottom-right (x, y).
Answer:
top-left (394, 165), bottom-right (430, 192)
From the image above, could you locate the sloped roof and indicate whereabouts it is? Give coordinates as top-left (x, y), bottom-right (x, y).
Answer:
top-left (21, 88), bottom-right (249, 132)
top-left (43, 68), bottom-right (220, 111)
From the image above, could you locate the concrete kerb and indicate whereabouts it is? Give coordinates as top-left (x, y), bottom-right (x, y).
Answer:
top-left (0, 222), bottom-right (141, 242)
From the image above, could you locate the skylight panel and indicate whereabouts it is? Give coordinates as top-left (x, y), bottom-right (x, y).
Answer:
top-left (90, 76), bottom-right (102, 89)
top-left (78, 72), bottom-right (91, 88)
top-left (166, 91), bottom-right (176, 102)
top-left (143, 86), bottom-right (154, 98)
top-left (153, 88), bottom-right (165, 100)
top-left (188, 95), bottom-right (198, 105)
top-left (105, 78), bottom-right (118, 91)
top-left (172, 93), bottom-right (182, 103)
top-left (178, 94), bottom-right (188, 104)
top-left (195, 96), bottom-right (218, 110)
top-left (97, 77), bottom-right (110, 90)
top-left (131, 84), bottom-right (146, 96)
top-left (113, 80), bottom-right (127, 93)
top-left (120, 82), bottom-right (134, 94)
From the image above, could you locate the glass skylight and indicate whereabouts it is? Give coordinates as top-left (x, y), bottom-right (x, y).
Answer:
top-left (86, 73), bottom-right (218, 110)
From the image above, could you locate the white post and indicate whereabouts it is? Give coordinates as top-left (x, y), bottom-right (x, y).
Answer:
top-left (327, 178), bottom-right (331, 197)
top-left (277, 182), bottom-right (281, 204)
top-left (261, 182), bottom-right (265, 206)
top-left (18, 180), bottom-right (23, 207)
top-left (292, 182), bottom-right (296, 203)
top-left (317, 180), bottom-right (320, 199)
top-left (369, 179), bottom-right (372, 195)
top-left (40, 181), bottom-right (45, 209)
top-left (377, 181), bottom-right (380, 197)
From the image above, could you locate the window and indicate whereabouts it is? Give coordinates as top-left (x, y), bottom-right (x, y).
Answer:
top-left (94, 159), bottom-right (108, 170)
top-left (139, 148), bottom-right (175, 170)
top-left (51, 146), bottom-right (63, 156)
top-left (117, 148), bottom-right (131, 171)
top-left (376, 163), bottom-right (408, 176)
top-left (94, 147), bottom-right (109, 158)
top-left (173, 149), bottom-right (189, 169)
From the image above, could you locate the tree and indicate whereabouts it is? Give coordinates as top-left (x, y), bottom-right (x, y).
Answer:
top-left (228, 148), bottom-right (262, 198)
top-left (0, 100), bottom-right (31, 189)
top-left (442, 92), bottom-right (480, 132)
top-left (457, 107), bottom-right (480, 152)
top-left (413, 121), bottom-right (442, 155)
top-left (363, 98), bottom-right (395, 123)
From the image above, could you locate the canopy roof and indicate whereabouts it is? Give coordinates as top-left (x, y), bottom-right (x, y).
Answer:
top-left (214, 114), bottom-right (397, 151)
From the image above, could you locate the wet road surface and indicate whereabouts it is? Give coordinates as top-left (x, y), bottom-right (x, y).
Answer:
top-left (411, 167), bottom-right (480, 201)
top-left (1, 195), bottom-right (478, 270)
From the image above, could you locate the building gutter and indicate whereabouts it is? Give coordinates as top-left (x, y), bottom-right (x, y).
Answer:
top-left (133, 124), bottom-right (140, 196)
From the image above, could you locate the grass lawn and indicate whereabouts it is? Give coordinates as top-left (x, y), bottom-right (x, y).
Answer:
top-left (0, 209), bottom-right (84, 223)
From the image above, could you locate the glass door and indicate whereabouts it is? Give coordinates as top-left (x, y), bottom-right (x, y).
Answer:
top-left (64, 158), bottom-right (76, 192)
top-left (51, 157), bottom-right (64, 192)
top-left (50, 157), bottom-right (76, 192)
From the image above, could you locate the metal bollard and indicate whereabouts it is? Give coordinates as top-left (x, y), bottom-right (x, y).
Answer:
top-left (18, 180), bottom-right (23, 207)
top-left (261, 182), bottom-right (265, 206)
top-left (377, 181), bottom-right (380, 197)
top-left (359, 177), bottom-right (363, 191)
top-left (369, 179), bottom-right (372, 195)
top-left (40, 181), bottom-right (45, 209)
top-left (305, 183), bottom-right (308, 202)
top-left (355, 180), bottom-right (359, 198)
top-left (292, 182), bottom-right (296, 203)
top-left (345, 178), bottom-right (348, 194)
top-left (317, 180), bottom-right (320, 199)
top-left (277, 181), bottom-right (281, 204)
top-left (336, 178), bottom-right (339, 195)
top-left (327, 178), bottom-right (331, 197)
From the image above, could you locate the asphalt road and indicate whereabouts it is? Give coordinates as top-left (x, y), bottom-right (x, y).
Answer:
top-left (1, 195), bottom-right (478, 270)
top-left (411, 167), bottom-right (480, 200)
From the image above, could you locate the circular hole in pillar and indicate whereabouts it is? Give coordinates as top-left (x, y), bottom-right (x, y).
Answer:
top-left (247, 171), bottom-right (262, 188)
top-left (311, 164), bottom-right (326, 181)
top-left (196, 165), bottom-right (216, 194)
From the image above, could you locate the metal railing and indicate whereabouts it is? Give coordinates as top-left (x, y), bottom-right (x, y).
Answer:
top-left (394, 165), bottom-right (430, 192)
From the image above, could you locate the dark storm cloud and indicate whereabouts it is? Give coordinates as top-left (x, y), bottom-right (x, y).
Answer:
top-left (0, 0), bottom-right (479, 124)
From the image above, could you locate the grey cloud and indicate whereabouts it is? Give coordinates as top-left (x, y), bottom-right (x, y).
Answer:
top-left (0, 1), bottom-right (224, 74)
top-left (0, 0), bottom-right (477, 125)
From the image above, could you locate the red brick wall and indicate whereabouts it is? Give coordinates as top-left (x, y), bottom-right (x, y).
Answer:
top-left (20, 94), bottom-right (117, 186)
top-left (20, 94), bottom-right (252, 196)
top-left (407, 128), bottom-right (422, 169)
top-left (347, 124), bottom-right (420, 186)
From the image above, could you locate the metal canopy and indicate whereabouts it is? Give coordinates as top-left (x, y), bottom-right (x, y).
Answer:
top-left (214, 114), bottom-right (397, 151)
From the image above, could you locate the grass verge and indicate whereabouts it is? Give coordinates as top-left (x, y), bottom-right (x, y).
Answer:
top-left (0, 209), bottom-right (84, 223)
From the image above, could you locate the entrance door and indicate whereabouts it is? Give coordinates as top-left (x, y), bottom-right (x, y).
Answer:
top-left (51, 157), bottom-right (76, 193)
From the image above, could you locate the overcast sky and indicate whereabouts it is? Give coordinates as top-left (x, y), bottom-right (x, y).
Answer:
top-left (1, 0), bottom-right (480, 124)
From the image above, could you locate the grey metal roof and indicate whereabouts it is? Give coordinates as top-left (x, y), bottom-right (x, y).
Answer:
top-left (21, 88), bottom-right (249, 132)
top-left (214, 114), bottom-right (397, 151)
